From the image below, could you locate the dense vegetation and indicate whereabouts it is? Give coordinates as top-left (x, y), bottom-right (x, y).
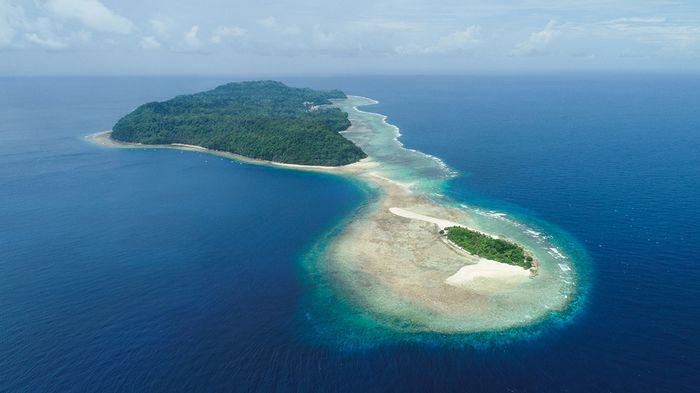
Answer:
top-left (111, 81), bottom-right (367, 166)
top-left (442, 226), bottom-right (534, 269)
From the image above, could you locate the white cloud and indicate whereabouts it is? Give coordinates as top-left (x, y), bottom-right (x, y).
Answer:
top-left (2, 0), bottom-right (700, 73)
top-left (596, 16), bottom-right (700, 49)
top-left (149, 17), bottom-right (171, 37)
top-left (313, 28), bottom-right (336, 48)
top-left (282, 25), bottom-right (301, 35)
top-left (396, 26), bottom-right (481, 55)
top-left (0, 26), bottom-right (14, 49)
top-left (351, 19), bottom-right (418, 31)
top-left (433, 27), bottom-right (482, 52)
top-left (258, 16), bottom-right (300, 35)
top-left (210, 26), bottom-right (245, 44)
top-left (0, 2), bottom-right (77, 51)
top-left (258, 16), bottom-right (277, 29)
top-left (599, 17), bottom-right (668, 26)
top-left (182, 25), bottom-right (202, 49)
top-left (45, 0), bottom-right (133, 34)
top-left (140, 35), bottom-right (161, 50)
top-left (512, 21), bottom-right (561, 56)
top-left (0, 0), bottom-right (23, 49)
top-left (24, 32), bottom-right (66, 49)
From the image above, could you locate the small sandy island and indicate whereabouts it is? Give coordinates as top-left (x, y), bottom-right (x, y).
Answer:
top-left (87, 96), bottom-right (575, 333)
top-left (389, 207), bottom-right (532, 289)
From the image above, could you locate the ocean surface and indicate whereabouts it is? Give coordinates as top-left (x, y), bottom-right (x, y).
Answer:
top-left (1, 75), bottom-right (698, 392)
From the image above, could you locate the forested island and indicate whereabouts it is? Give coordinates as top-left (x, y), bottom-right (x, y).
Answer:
top-left (89, 93), bottom-right (575, 333)
top-left (111, 81), bottom-right (367, 166)
top-left (442, 226), bottom-right (534, 269)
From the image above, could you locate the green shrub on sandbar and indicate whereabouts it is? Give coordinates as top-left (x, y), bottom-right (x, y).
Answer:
top-left (443, 226), bottom-right (533, 269)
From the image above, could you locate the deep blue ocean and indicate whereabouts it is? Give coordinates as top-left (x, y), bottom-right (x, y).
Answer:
top-left (1, 75), bottom-right (698, 392)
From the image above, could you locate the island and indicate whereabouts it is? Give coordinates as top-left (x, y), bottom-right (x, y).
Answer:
top-left (441, 226), bottom-right (534, 269)
top-left (111, 81), bottom-right (367, 166)
top-left (88, 83), bottom-right (578, 334)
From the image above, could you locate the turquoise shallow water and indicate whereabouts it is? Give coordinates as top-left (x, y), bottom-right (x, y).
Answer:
top-left (1, 76), bottom-right (698, 391)
top-left (292, 95), bottom-right (586, 342)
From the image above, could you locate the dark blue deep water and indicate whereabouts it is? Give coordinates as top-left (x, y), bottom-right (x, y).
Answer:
top-left (1, 75), bottom-right (698, 392)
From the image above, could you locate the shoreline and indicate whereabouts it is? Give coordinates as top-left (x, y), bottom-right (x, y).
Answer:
top-left (344, 96), bottom-right (455, 175)
top-left (87, 95), bottom-right (577, 333)
top-left (86, 130), bottom-right (375, 174)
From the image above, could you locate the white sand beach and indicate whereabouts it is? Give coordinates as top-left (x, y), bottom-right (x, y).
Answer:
top-left (445, 259), bottom-right (531, 291)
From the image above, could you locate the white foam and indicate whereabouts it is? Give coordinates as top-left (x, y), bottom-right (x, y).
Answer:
top-left (550, 247), bottom-right (566, 259)
top-left (347, 95), bottom-right (456, 178)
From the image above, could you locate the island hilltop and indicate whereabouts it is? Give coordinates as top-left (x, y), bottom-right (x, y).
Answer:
top-left (111, 81), bottom-right (367, 166)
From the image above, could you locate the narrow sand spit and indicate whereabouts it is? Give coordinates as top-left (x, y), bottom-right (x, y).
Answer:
top-left (389, 207), bottom-right (461, 230)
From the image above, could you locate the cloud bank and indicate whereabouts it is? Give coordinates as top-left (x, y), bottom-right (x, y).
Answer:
top-left (1, 0), bottom-right (699, 74)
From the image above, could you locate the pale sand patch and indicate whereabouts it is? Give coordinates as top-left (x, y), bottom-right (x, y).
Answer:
top-left (171, 143), bottom-right (207, 151)
top-left (389, 207), bottom-right (461, 230)
top-left (368, 173), bottom-right (415, 191)
top-left (445, 258), bottom-right (530, 292)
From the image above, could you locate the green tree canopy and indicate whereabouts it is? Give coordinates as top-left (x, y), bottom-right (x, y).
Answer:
top-left (444, 226), bottom-right (534, 269)
top-left (112, 81), bottom-right (367, 166)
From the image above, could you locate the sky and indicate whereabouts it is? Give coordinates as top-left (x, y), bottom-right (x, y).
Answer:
top-left (1, 0), bottom-right (700, 75)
